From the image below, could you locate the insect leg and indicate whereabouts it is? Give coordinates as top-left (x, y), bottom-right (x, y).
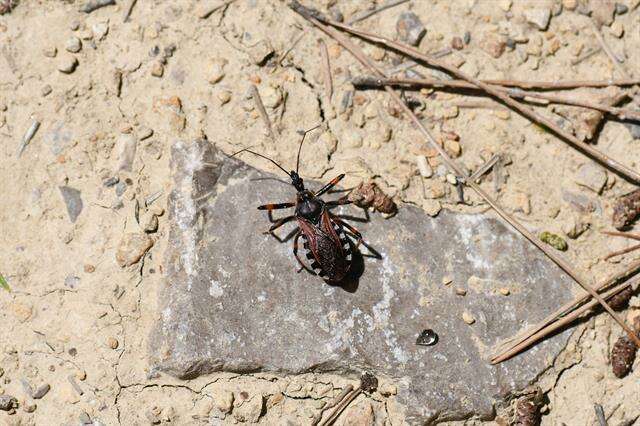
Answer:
top-left (293, 230), bottom-right (317, 275)
top-left (257, 202), bottom-right (295, 211)
top-left (315, 174), bottom-right (345, 197)
top-left (331, 217), bottom-right (363, 247)
top-left (270, 226), bottom-right (299, 243)
top-left (326, 197), bottom-right (352, 207)
top-left (265, 215), bottom-right (296, 233)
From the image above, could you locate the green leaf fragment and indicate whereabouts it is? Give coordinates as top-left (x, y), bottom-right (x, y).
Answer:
top-left (540, 231), bottom-right (568, 251)
top-left (0, 274), bottom-right (10, 292)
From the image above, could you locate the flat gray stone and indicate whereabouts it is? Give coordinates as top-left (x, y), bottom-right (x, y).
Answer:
top-left (150, 140), bottom-right (574, 422)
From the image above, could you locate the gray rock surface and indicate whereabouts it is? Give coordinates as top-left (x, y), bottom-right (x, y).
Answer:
top-left (150, 140), bottom-right (574, 422)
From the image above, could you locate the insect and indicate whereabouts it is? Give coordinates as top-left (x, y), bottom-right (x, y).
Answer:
top-left (230, 127), bottom-right (363, 282)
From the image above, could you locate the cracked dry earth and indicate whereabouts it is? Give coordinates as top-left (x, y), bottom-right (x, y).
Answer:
top-left (1, 0), bottom-right (640, 425)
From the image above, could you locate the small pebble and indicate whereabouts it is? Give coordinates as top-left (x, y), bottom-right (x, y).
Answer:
top-left (84, 264), bottom-right (95, 273)
top-left (463, 31), bottom-right (471, 45)
top-left (455, 288), bottom-right (467, 296)
top-left (462, 312), bottom-right (475, 325)
top-left (442, 276), bottom-right (452, 285)
top-left (208, 62), bottom-right (225, 84)
top-left (32, 384), bottom-right (50, 399)
top-left (396, 11), bottom-right (426, 46)
top-left (22, 400), bottom-right (37, 413)
top-left (143, 214), bottom-right (159, 233)
top-left (444, 139), bottom-right (461, 157)
top-left (494, 110), bottom-right (510, 120)
top-left (480, 35), bottom-right (506, 58)
top-left (218, 90), bottom-right (232, 104)
top-left (79, 411), bottom-right (92, 424)
top-left (41, 85), bottom-right (52, 97)
top-left (107, 337), bottom-right (119, 349)
top-left (59, 186), bottom-right (83, 222)
top-left (57, 55), bottom-right (78, 74)
top-left (499, 287), bottom-right (510, 296)
top-left (446, 174), bottom-right (457, 185)
top-left (65, 37), bottom-right (82, 53)
top-left (69, 20), bottom-right (80, 31)
top-left (451, 36), bottom-right (464, 50)
top-left (138, 126), bottom-right (153, 140)
top-left (151, 61), bottom-right (164, 77)
top-left (76, 370), bottom-right (87, 381)
top-left (609, 21), bottom-right (624, 38)
top-left (0, 395), bottom-right (17, 411)
top-left (615, 3), bottom-right (628, 14)
top-left (103, 176), bottom-right (119, 187)
top-left (116, 233), bottom-right (154, 267)
top-left (416, 155), bottom-right (433, 178)
top-left (525, 8), bottom-right (552, 30)
top-left (43, 46), bottom-right (57, 58)
top-left (92, 21), bottom-right (109, 40)
top-left (64, 276), bottom-right (80, 289)
top-left (575, 163), bottom-right (607, 194)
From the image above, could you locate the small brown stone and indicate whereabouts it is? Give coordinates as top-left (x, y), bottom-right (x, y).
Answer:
top-left (451, 36), bottom-right (464, 50)
top-left (116, 233), bottom-right (154, 267)
top-left (151, 61), bottom-right (164, 77)
top-left (83, 264), bottom-right (96, 273)
top-left (107, 337), bottom-right (119, 349)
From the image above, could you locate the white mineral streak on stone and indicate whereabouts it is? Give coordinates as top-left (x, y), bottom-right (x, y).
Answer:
top-left (209, 279), bottom-right (223, 298)
top-left (174, 141), bottom-right (202, 288)
top-left (455, 215), bottom-right (493, 271)
top-left (326, 310), bottom-right (357, 353)
top-left (372, 252), bottom-right (409, 363)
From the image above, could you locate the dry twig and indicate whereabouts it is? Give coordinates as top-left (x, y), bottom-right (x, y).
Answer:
top-left (122, 0), bottom-right (137, 22)
top-left (318, 38), bottom-right (333, 99)
top-left (347, 0), bottom-right (409, 24)
top-left (313, 15), bottom-right (640, 183)
top-left (492, 260), bottom-right (640, 363)
top-left (311, 385), bottom-right (353, 426)
top-left (250, 84), bottom-right (276, 142)
top-left (353, 76), bottom-right (640, 120)
top-left (320, 387), bottom-right (362, 426)
top-left (590, 20), bottom-right (628, 77)
top-left (289, 0), bottom-right (640, 350)
top-left (197, 0), bottom-right (237, 19)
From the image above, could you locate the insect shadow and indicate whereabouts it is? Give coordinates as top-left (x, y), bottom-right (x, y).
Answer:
top-left (267, 204), bottom-right (382, 293)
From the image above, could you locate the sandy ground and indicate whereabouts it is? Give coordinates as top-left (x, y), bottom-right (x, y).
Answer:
top-left (1, 0), bottom-right (639, 424)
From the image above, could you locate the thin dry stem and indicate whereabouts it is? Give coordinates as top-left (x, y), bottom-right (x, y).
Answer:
top-left (320, 388), bottom-right (362, 426)
top-left (492, 259), bottom-right (640, 362)
top-left (590, 19), bottom-right (630, 78)
top-left (347, 0), bottom-right (409, 24)
top-left (353, 76), bottom-right (640, 120)
top-left (604, 243), bottom-right (640, 260)
top-left (319, 38), bottom-right (333, 99)
top-left (250, 84), bottom-right (277, 142)
top-left (312, 384), bottom-right (353, 425)
top-left (289, 0), bottom-right (640, 349)
top-left (492, 274), bottom-right (640, 363)
top-left (321, 17), bottom-right (640, 183)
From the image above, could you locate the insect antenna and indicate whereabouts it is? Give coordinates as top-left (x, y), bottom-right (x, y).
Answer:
top-left (229, 148), bottom-right (291, 177)
top-left (295, 123), bottom-right (324, 174)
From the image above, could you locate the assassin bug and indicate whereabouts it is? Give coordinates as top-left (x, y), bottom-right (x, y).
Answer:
top-left (230, 127), bottom-right (363, 282)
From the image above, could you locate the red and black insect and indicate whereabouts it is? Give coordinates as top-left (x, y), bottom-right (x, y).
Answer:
top-left (231, 128), bottom-right (363, 282)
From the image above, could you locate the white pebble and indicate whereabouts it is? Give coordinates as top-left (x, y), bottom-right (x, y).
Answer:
top-left (416, 155), bottom-right (433, 178)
